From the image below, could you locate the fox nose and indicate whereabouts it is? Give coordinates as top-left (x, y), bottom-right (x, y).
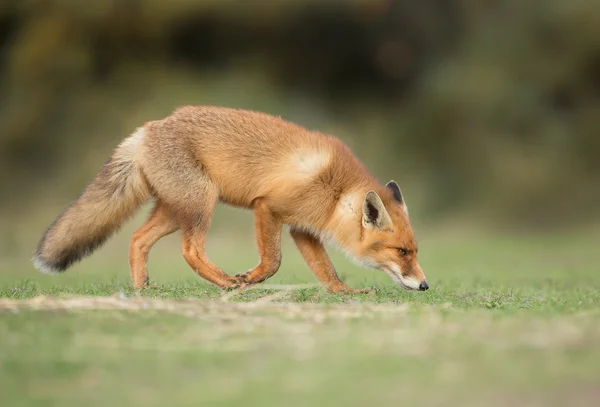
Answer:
top-left (419, 281), bottom-right (429, 291)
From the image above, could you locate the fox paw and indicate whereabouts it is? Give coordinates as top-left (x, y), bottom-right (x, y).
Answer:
top-left (234, 272), bottom-right (264, 285)
top-left (223, 276), bottom-right (248, 291)
top-left (134, 282), bottom-right (160, 291)
top-left (234, 272), bottom-right (249, 282)
top-left (235, 270), bottom-right (255, 280)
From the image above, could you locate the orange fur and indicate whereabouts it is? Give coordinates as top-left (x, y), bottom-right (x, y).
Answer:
top-left (34, 106), bottom-right (428, 292)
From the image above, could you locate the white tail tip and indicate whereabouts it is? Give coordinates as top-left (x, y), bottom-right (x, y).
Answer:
top-left (32, 256), bottom-right (62, 275)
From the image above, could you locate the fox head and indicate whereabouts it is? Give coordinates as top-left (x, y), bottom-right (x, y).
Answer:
top-left (352, 181), bottom-right (428, 291)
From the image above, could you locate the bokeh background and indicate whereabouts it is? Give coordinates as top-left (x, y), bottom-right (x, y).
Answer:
top-left (3, 4), bottom-right (600, 405)
top-left (1, 0), bottom-right (599, 271)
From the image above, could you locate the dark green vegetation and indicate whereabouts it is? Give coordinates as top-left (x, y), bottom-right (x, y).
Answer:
top-left (2, 0), bottom-right (600, 235)
top-left (1, 227), bottom-right (599, 406)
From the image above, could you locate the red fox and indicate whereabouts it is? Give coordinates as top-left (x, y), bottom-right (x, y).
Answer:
top-left (34, 106), bottom-right (428, 293)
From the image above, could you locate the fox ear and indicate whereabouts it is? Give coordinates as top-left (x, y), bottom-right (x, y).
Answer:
top-left (362, 191), bottom-right (392, 229)
top-left (386, 180), bottom-right (408, 214)
top-left (385, 180), bottom-right (403, 204)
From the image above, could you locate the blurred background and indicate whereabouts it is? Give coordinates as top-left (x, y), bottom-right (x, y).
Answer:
top-left (1, 0), bottom-right (599, 264)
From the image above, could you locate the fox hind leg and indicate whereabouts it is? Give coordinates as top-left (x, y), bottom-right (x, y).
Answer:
top-left (140, 140), bottom-right (241, 290)
top-left (129, 201), bottom-right (179, 290)
top-left (178, 184), bottom-right (243, 290)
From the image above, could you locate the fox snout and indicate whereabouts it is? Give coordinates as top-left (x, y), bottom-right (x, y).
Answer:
top-left (398, 274), bottom-right (429, 291)
top-left (408, 263), bottom-right (428, 291)
top-left (385, 263), bottom-right (429, 291)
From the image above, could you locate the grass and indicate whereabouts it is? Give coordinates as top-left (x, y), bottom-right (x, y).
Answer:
top-left (1, 225), bottom-right (599, 406)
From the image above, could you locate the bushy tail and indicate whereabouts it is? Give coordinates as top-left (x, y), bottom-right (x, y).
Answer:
top-left (33, 128), bottom-right (151, 274)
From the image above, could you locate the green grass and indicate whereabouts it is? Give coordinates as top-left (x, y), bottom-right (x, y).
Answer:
top-left (1, 227), bottom-right (599, 406)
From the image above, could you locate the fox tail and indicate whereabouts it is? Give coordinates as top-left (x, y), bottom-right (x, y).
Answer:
top-left (33, 128), bottom-right (151, 273)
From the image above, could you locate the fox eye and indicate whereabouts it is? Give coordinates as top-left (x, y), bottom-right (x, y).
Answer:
top-left (398, 248), bottom-right (408, 256)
